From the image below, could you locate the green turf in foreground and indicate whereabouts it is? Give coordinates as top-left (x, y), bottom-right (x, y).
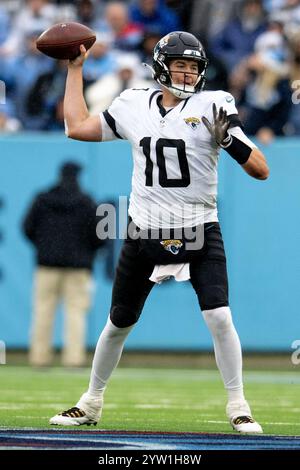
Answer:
top-left (0, 366), bottom-right (300, 435)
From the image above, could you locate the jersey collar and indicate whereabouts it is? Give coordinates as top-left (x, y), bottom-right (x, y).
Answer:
top-left (148, 90), bottom-right (191, 118)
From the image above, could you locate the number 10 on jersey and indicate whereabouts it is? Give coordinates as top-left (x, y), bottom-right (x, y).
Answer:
top-left (140, 137), bottom-right (190, 188)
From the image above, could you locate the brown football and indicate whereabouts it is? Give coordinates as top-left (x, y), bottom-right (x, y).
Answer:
top-left (36, 22), bottom-right (96, 60)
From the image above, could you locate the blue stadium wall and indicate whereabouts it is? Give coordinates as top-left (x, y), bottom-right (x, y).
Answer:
top-left (0, 133), bottom-right (299, 352)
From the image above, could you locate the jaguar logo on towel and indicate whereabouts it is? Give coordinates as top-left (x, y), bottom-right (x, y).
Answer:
top-left (160, 239), bottom-right (183, 255)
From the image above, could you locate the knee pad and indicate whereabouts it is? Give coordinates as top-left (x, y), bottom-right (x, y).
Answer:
top-left (202, 306), bottom-right (233, 333)
top-left (110, 304), bottom-right (140, 328)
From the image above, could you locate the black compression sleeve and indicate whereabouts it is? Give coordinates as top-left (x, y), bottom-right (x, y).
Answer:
top-left (221, 134), bottom-right (252, 164)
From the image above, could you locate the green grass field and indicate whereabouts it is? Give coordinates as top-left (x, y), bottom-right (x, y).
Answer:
top-left (1, 365), bottom-right (300, 435)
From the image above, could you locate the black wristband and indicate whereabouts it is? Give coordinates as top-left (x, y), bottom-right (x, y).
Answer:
top-left (221, 135), bottom-right (252, 165)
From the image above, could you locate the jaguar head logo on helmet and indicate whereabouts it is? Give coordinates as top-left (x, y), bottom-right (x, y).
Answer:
top-left (151, 31), bottom-right (209, 100)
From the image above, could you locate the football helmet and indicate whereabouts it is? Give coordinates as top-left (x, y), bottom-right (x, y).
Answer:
top-left (152, 31), bottom-right (208, 99)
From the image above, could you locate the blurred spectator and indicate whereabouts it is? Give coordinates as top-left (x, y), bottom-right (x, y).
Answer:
top-left (50, 96), bottom-right (65, 130)
top-left (163, 0), bottom-right (193, 31)
top-left (0, 0), bottom-right (57, 57)
top-left (0, 1), bottom-right (20, 16)
top-left (138, 29), bottom-right (161, 78)
top-left (129, 0), bottom-right (181, 36)
top-left (103, 1), bottom-right (144, 52)
top-left (83, 32), bottom-right (118, 85)
top-left (85, 53), bottom-right (152, 113)
top-left (23, 161), bottom-right (104, 367)
top-left (3, 30), bottom-right (53, 130)
top-left (25, 59), bottom-right (68, 130)
top-left (232, 28), bottom-right (291, 142)
top-left (285, 29), bottom-right (300, 134)
top-left (75, 0), bottom-right (104, 31)
top-left (0, 102), bottom-right (21, 132)
top-left (268, 0), bottom-right (300, 39)
top-left (204, 44), bottom-right (229, 91)
top-left (55, 0), bottom-right (78, 3)
top-left (211, 0), bottom-right (267, 73)
top-left (166, 0), bottom-right (242, 43)
top-left (0, 5), bottom-right (10, 45)
top-left (263, 0), bottom-right (286, 13)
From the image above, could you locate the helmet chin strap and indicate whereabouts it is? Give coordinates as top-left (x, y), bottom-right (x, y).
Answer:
top-left (166, 71), bottom-right (202, 99)
top-left (167, 83), bottom-right (196, 99)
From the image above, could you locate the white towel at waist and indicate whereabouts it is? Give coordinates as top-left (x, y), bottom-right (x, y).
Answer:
top-left (149, 263), bottom-right (190, 284)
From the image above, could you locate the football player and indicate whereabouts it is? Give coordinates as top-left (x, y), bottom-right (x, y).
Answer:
top-left (50, 31), bottom-right (269, 433)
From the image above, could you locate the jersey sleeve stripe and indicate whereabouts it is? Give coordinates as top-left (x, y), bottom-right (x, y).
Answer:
top-left (103, 110), bottom-right (123, 139)
top-left (149, 90), bottom-right (161, 108)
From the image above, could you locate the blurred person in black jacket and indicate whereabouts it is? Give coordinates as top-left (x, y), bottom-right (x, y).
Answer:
top-left (23, 161), bottom-right (104, 367)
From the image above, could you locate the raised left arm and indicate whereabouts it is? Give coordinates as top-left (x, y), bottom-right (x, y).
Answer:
top-left (202, 104), bottom-right (269, 181)
top-left (241, 147), bottom-right (269, 180)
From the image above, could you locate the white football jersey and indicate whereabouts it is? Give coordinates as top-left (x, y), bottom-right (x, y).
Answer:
top-left (99, 88), bottom-right (243, 229)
